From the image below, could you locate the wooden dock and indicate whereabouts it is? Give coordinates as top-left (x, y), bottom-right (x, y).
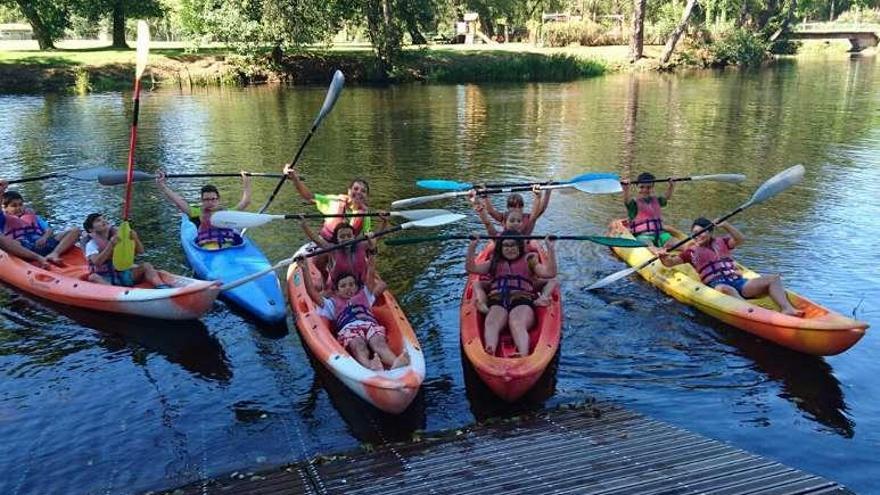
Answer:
top-left (170, 400), bottom-right (853, 495)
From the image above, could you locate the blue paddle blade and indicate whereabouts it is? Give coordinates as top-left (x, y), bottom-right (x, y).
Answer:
top-left (416, 179), bottom-right (474, 191)
top-left (566, 172), bottom-right (620, 183)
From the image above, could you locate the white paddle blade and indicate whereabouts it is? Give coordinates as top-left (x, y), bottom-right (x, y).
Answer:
top-left (211, 210), bottom-right (279, 229)
top-left (748, 165), bottom-right (804, 206)
top-left (691, 173), bottom-right (746, 183)
top-left (585, 266), bottom-right (638, 291)
top-left (98, 170), bottom-right (154, 185)
top-left (391, 191), bottom-right (461, 209)
top-left (573, 178), bottom-right (623, 194)
top-left (392, 209), bottom-right (453, 220)
top-left (403, 213), bottom-right (467, 229)
top-left (314, 70), bottom-right (345, 126)
top-left (135, 21), bottom-right (150, 79)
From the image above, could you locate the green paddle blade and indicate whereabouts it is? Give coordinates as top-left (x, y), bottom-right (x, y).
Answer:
top-left (112, 221), bottom-right (136, 271)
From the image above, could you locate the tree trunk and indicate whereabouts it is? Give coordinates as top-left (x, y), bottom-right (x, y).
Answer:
top-left (16, 1), bottom-right (55, 49)
top-left (365, 0), bottom-right (398, 82)
top-left (660, 0), bottom-right (699, 65)
top-left (629, 0), bottom-right (647, 61)
top-left (111, 2), bottom-right (128, 49)
top-left (769, 0), bottom-right (798, 42)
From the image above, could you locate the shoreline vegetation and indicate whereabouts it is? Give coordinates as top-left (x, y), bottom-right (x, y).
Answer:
top-left (0, 39), bottom-right (864, 94)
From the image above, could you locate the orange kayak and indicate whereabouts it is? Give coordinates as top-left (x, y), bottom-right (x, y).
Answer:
top-left (286, 243), bottom-right (425, 414)
top-left (460, 242), bottom-right (562, 402)
top-left (0, 246), bottom-right (219, 320)
top-left (608, 219), bottom-right (867, 356)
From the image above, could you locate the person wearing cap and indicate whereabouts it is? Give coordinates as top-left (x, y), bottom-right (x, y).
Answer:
top-left (622, 172), bottom-right (676, 252)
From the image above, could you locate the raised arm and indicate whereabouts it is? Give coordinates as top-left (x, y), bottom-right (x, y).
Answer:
top-left (531, 187), bottom-right (551, 221)
top-left (234, 171), bottom-right (252, 210)
top-left (155, 169), bottom-right (190, 214)
top-left (299, 256), bottom-right (323, 305)
top-left (483, 195), bottom-right (504, 223)
top-left (663, 177), bottom-right (676, 201)
top-left (475, 200), bottom-right (499, 236)
top-left (531, 238), bottom-right (557, 279)
top-left (718, 221), bottom-right (744, 248)
top-left (465, 236), bottom-right (491, 274)
top-left (299, 216), bottom-right (331, 248)
top-left (283, 164), bottom-right (316, 204)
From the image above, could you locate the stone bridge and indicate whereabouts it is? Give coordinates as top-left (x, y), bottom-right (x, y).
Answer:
top-left (791, 24), bottom-right (880, 52)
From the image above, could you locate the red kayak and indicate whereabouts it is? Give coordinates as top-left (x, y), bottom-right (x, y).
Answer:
top-left (460, 242), bottom-right (562, 402)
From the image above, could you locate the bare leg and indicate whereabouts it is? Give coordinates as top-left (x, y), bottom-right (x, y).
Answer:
top-left (348, 338), bottom-right (381, 370)
top-left (474, 282), bottom-right (489, 314)
top-left (483, 306), bottom-right (508, 355)
top-left (742, 275), bottom-right (803, 316)
top-left (713, 283), bottom-right (744, 300)
top-left (137, 262), bottom-right (165, 287)
top-left (87, 273), bottom-right (110, 285)
top-left (368, 334), bottom-right (410, 369)
top-left (46, 228), bottom-right (80, 265)
top-left (508, 305), bottom-right (535, 356)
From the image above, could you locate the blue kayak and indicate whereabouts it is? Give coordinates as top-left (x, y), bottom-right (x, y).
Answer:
top-left (179, 215), bottom-right (286, 325)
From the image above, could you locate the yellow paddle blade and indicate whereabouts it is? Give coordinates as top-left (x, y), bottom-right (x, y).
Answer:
top-left (135, 21), bottom-right (150, 79)
top-left (112, 221), bottom-right (136, 271)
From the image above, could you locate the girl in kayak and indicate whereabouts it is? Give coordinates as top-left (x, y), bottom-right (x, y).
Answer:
top-left (466, 231), bottom-right (557, 356)
top-left (658, 217), bottom-right (804, 317)
top-left (82, 213), bottom-right (167, 288)
top-left (299, 217), bottom-right (386, 291)
top-left (155, 169), bottom-right (252, 250)
top-left (283, 164), bottom-right (372, 241)
top-left (1, 186), bottom-right (80, 266)
top-left (623, 172), bottom-right (676, 252)
top-left (471, 186), bottom-right (550, 236)
top-left (299, 255), bottom-right (410, 370)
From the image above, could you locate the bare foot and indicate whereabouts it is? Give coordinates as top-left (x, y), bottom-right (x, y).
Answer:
top-left (782, 307), bottom-right (805, 317)
top-left (484, 345), bottom-right (496, 356)
top-left (477, 300), bottom-right (489, 314)
top-left (534, 294), bottom-right (551, 307)
top-left (45, 254), bottom-right (66, 267)
top-left (391, 351), bottom-right (410, 369)
top-left (367, 355), bottom-right (384, 371)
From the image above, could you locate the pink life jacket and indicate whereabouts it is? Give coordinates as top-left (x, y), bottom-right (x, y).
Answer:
top-left (489, 254), bottom-right (535, 301)
top-left (2, 212), bottom-right (43, 242)
top-left (195, 210), bottom-right (242, 247)
top-left (85, 227), bottom-right (118, 276)
top-left (502, 211), bottom-right (535, 235)
top-left (630, 196), bottom-right (664, 236)
top-left (328, 288), bottom-right (378, 330)
top-left (684, 237), bottom-right (741, 285)
top-left (328, 243), bottom-right (369, 285)
top-left (318, 198), bottom-right (368, 242)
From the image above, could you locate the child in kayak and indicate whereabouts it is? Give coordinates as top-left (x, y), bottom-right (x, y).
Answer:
top-left (474, 186), bottom-right (551, 236)
top-left (299, 217), bottom-right (386, 291)
top-left (658, 217), bottom-right (804, 317)
top-left (155, 169), bottom-right (252, 250)
top-left (299, 255), bottom-right (410, 371)
top-left (466, 231), bottom-right (557, 357)
top-left (82, 213), bottom-right (167, 288)
top-left (623, 172), bottom-right (676, 252)
top-left (284, 164), bottom-right (372, 241)
top-left (1, 185), bottom-right (80, 266)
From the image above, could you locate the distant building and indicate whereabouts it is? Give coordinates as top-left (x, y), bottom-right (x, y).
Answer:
top-left (0, 23), bottom-right (33, 41)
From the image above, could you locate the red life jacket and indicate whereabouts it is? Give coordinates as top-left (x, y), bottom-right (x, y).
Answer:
top-left (318, 198), bottom-right (368, 242)
top-left (630, 196), bottom-right (664, 236)
top-left (328, 243), bottom-right (369, 285)
top-left (489, 254), bottom-right (535, 303)
top-left (328, 289), bottom-right (378, 330)
top-left (684, 237), bottom-right (741, 285)
top-left (195, 210), bottom-right (242, 247)
top-left (2, 212), bottom-right (43, 242)
top-left (85, 227), bottom-right (119, 276)
top-left (501, 211), bottom-right (535, 235)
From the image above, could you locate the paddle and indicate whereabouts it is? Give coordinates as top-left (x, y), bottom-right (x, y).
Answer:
top-left (210, 208), bottom-right (454, 229)
top-left (391, 175), bottom-right (623, 209)
top-left (623, 173), bottom-right (746, 184)
top-left (586, 165), bottom-right (805, 291)
top-left (254, 70), bottom-right (345, 217)
top-left (112, 20), bottom-right (150, 272)
top-left (220, 212), bottom-right (466, 291)
top-left (385, 234), bottom-right (649, 248)
top-left (416, 172), bottom-right (621, 191)
top-left (5, 167), bottom-right (122, 185)
top-left (98, 170), bottom-right (288, 186)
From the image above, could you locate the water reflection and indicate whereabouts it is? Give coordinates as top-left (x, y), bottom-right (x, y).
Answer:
top-left (463, 349), bottom-right (559, 421)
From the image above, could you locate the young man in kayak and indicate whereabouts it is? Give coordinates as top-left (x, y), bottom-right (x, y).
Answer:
top-left (466, 231), bottom-right (557, 357)
top-left (658, 217), bottom-right (804, 317)
top-left (623, 172), bottom-right (676, 252)
top-left (82, 213), bottom-right (167, 288)
top-left (299, 255), bottom-right (410, 371)
top-left (299, 217), bottom-right (386, 292)
top-left (1, 184), bottom-right (80, 266)
top-left (283, 164), bottom-right (373, 241)
top-left (155, 169), bottom-right (252, 250)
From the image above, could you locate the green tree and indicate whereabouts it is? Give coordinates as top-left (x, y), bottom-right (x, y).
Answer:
top-left (0, 0), bottom-right (74, 49)
top-left (76, 0), bottom-right (164, 48)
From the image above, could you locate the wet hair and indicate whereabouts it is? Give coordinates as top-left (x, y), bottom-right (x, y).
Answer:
top-left (83, 213), bottom-right (103, 232)
top-left (636, 172), bottom-right (656, 184)
top-left (200, 185), bottom-right (220, 199)
top-left (332, 222), bottom-right (355, 243)
top-left (490, 229), bottom-right (526, 274)
top-left (506, 193), bottom-right (525, 208)
top-left (1, 190), bottom-right (23, 207)
top-left (333, 271), bottom-right (358, 290)
top-left (349, 178), bottom-right (370, 194)
top-left (692, 217), bottom-right (715, 233)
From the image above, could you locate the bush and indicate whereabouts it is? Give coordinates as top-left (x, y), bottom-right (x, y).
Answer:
top-left (710, 28), bottom-right (769, 66)
top-left (542, 20), bottom-right (623, 47)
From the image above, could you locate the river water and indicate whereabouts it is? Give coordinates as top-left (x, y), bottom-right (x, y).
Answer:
top-left (1, 57), bottom-right (878, 494)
